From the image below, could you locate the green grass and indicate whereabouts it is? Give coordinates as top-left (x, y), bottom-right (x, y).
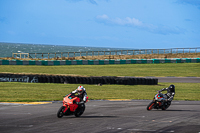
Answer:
top-left (0, 63), bottom-right (200, 77)
top-left (0, 82), bottom-right (200, 102)
top-left (0, 63), bottom-right (199, 102)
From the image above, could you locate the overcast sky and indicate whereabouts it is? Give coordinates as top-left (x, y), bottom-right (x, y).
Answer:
top-left (0, 0), bottom-right (200, 49)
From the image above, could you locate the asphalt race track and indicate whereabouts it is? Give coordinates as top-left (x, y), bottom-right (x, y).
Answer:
top-left (155, 77), bottom-right (200, 83)
top-left (0, 77), bottom-right (199, 133)
top-left (0, 100), bottom-right (200, 133)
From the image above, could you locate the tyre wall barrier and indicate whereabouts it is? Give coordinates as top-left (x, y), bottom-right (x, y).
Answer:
top-left (0, 73), bottom-right (158, 85)
top-left (0, 58), bottom-right (199, 65)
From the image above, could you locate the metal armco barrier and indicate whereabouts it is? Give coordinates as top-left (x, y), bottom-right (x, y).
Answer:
top-left (0, 73), bottom-right (158, 85)
top-left (0, 58), bottom-right (199, 65)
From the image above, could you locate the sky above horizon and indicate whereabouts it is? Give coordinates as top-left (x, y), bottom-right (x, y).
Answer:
top-left (0, 0), bottom-right (200, 49)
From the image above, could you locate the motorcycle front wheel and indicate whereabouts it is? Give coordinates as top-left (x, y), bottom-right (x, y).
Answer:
top-left (147, 101), bottom-right (155, 111)
top-left (57, 106), bottom-right (65, 118)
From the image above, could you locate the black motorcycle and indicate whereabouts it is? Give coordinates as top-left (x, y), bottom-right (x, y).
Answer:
top-left (147, 92), bottom-right (171, 111)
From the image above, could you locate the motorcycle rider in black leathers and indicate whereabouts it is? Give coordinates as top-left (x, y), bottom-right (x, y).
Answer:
top-left (159, 84), bottom-right (175, 108)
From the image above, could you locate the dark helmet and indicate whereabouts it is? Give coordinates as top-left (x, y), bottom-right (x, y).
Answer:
top-left (169, 84), bottom-right (175, 89)
top-left (168, 84), bottom-right (175, 92)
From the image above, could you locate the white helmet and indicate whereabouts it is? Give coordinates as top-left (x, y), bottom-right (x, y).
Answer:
top-left (77, 86), bottom-right (84, 95)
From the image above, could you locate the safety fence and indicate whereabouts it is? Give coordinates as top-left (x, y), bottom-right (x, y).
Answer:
top-left (12, 47), bottom-right (200, 59)
top-left (0, 58), bottom-right (199, 65)
top-left (0, 73), bottom-right (158, 85)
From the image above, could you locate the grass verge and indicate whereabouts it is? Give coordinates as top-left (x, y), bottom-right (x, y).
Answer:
top-left (0, 82), bottom-right (200, 102)
top-left (0, 63), bottom-right (200, 77)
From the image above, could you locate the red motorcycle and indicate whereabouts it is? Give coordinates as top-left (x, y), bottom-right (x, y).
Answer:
top-left (57, 93), bottom-right (88, 118)
top-left (147, 92), bottom-right (171, 111)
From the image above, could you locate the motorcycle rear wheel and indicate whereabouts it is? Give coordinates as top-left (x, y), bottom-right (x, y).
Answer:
top-left (147, 101), bottom-right (154, 111)
top-left (57, 106), bottom-right (65, 118)
top-left (164, 102), bottom-right (171, 110)
top-left (75, 104), bottom-right (85, 117)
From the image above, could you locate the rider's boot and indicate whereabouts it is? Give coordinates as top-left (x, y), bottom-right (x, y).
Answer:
top-left (161, 100), bottom-right (165, 109)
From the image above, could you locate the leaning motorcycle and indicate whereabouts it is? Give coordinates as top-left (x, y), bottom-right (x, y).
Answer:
top-left (57, 93), bottom-right (88, 118)
top-left (147, 92), bottom-right (171, 111)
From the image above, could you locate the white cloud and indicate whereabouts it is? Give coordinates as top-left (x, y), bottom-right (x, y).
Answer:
top-left (95, 14), bottom-right (185, 35)
top-left (96, 15), bottom-right (143, 27)
top-left (96, 14), bottom-right (109, 20)
top-left (124, 17), bottom-right (143, 26)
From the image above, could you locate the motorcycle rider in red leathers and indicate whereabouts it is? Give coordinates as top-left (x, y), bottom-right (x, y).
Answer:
top-left (71, 86), bottom-right (87, 105)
